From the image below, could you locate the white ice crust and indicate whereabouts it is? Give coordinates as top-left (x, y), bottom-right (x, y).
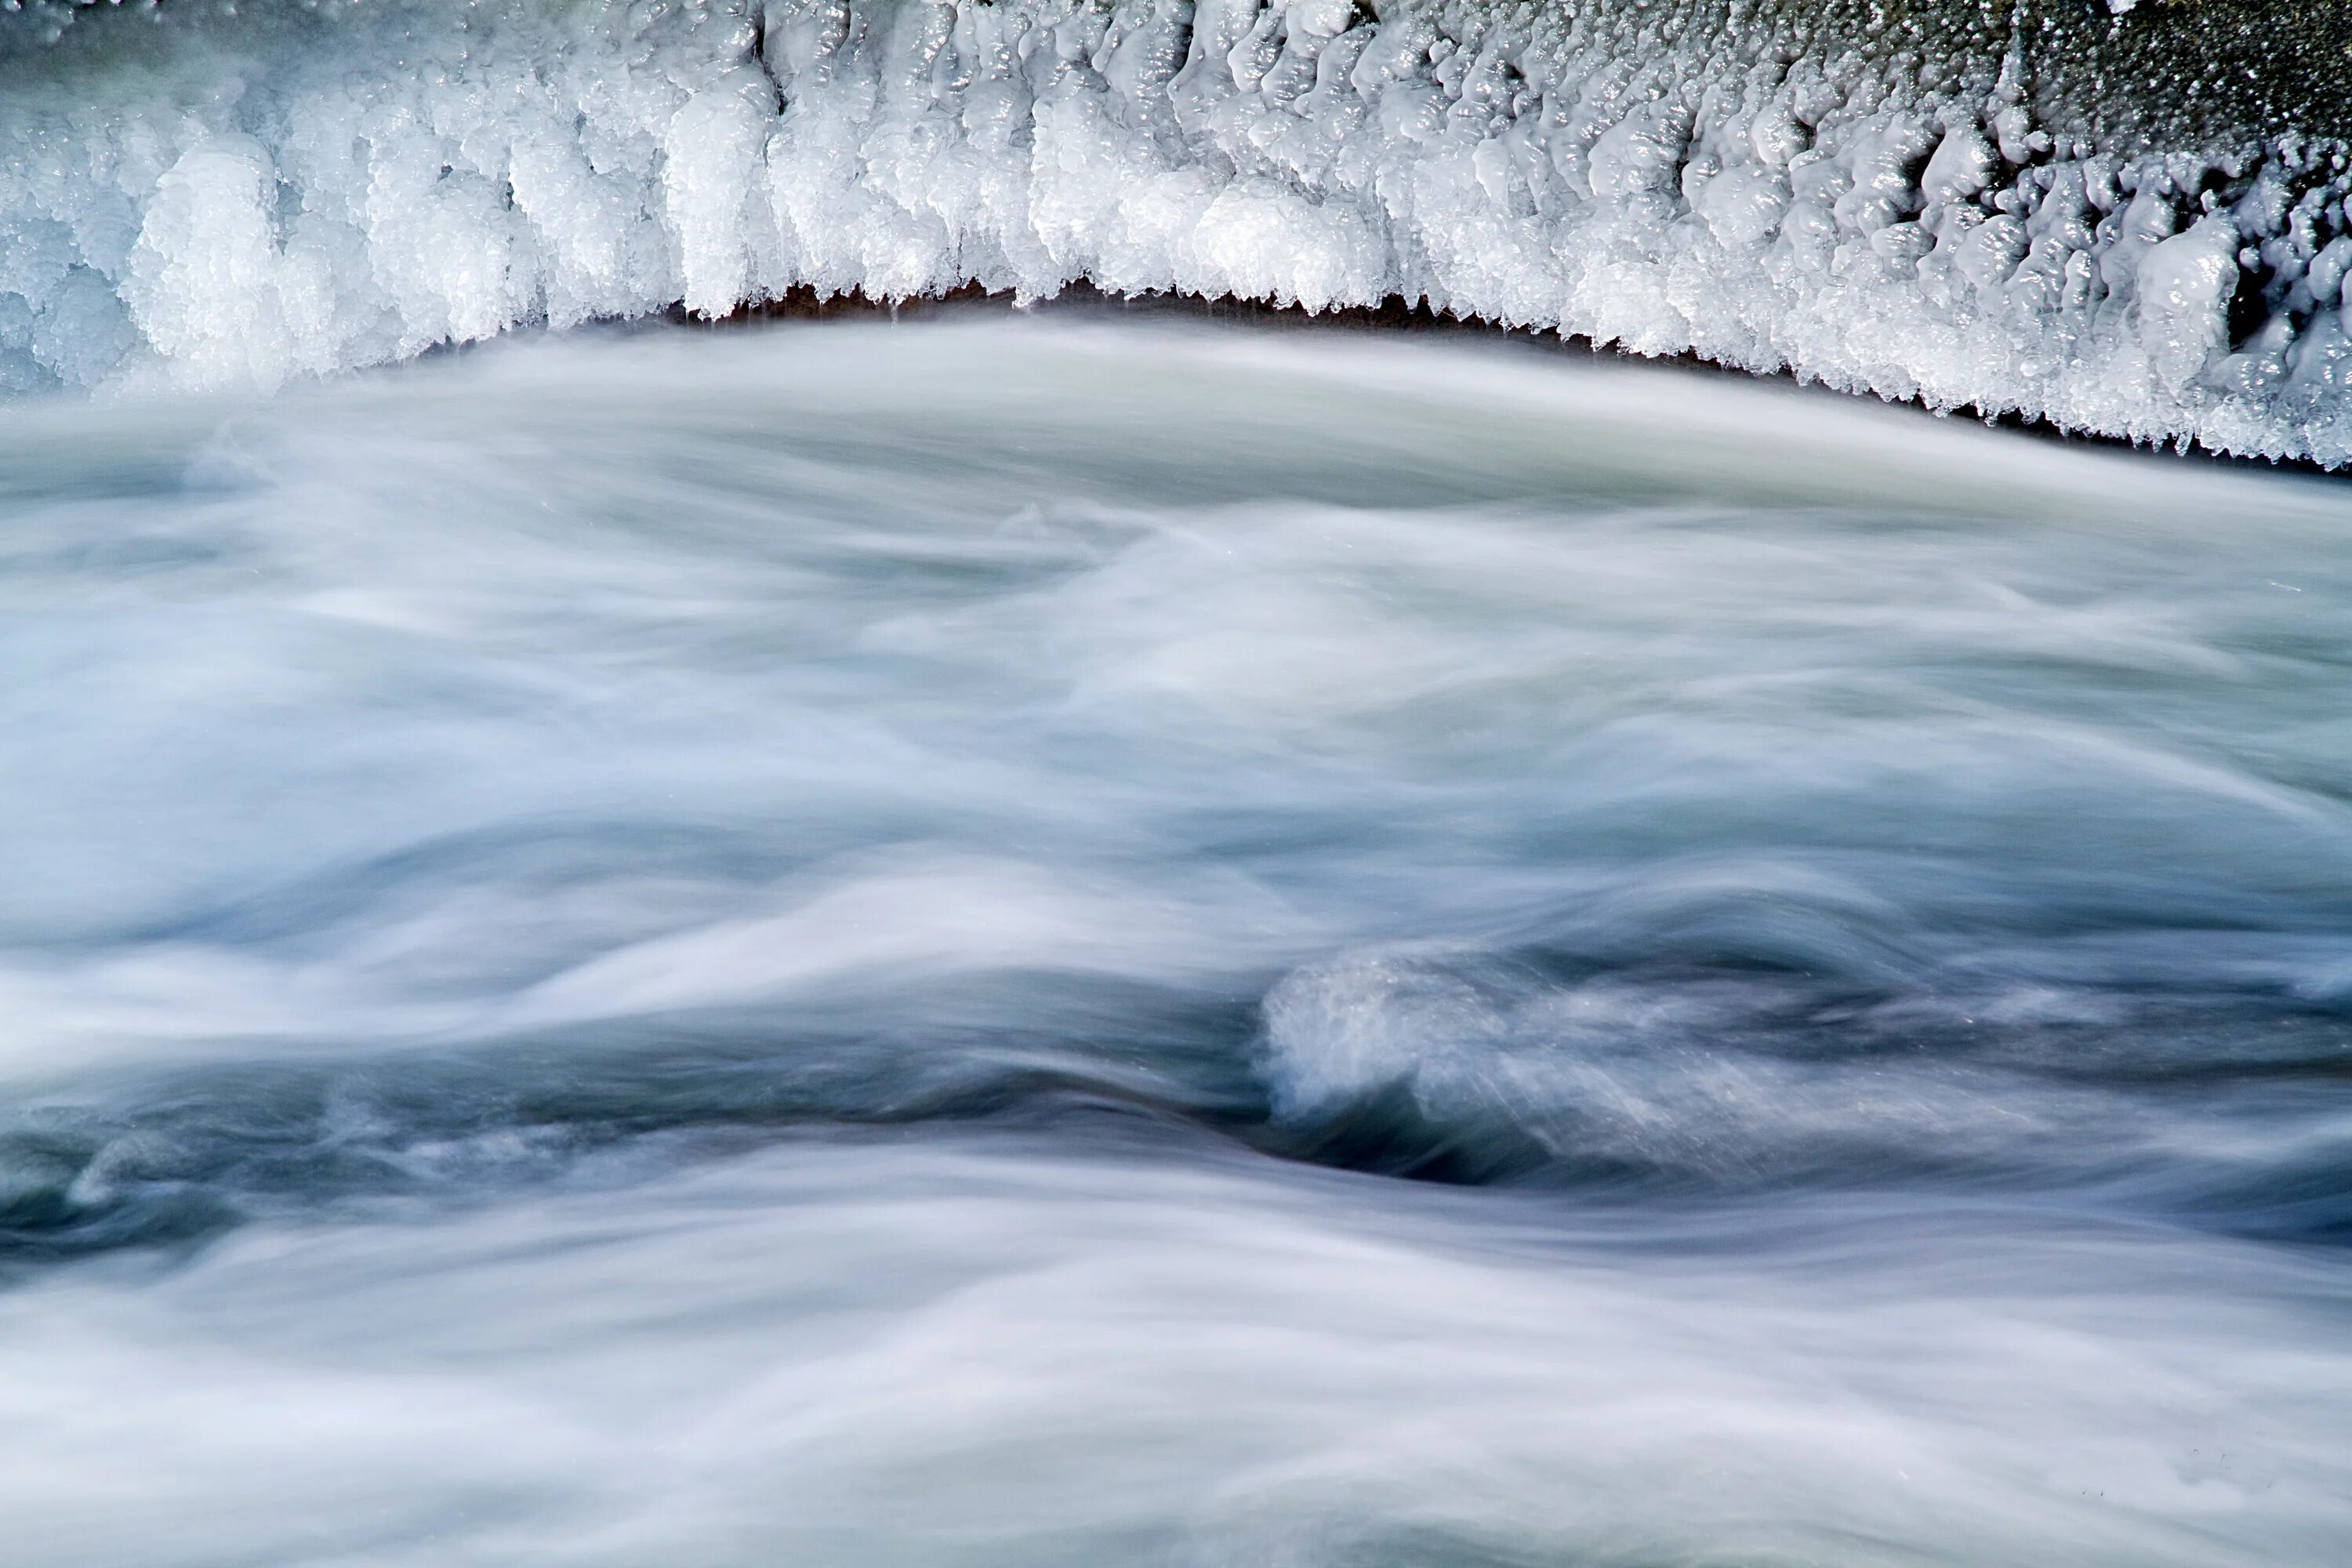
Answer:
top-left (4, 0), bottom-right (2351, 463)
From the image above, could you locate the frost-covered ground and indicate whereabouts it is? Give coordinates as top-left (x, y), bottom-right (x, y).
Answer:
top-left (4, 0), bottom-right (2352, 461)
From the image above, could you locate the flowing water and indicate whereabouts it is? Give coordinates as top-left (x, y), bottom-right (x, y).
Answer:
top-left (2, 313), bottom-right (2348, 1563)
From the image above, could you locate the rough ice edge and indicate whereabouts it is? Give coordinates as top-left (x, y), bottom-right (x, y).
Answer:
top-left (3, 0), bottom-right (2351, 466)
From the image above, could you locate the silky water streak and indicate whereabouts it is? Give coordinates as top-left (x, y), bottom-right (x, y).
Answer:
top-left (0, 316), bottom-right (2347, 1563)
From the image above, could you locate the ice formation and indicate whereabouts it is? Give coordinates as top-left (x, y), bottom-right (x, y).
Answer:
top-left (5, 0), bottom-right (2352, 462)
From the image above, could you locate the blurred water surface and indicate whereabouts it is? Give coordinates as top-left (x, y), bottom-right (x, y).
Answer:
top-left (2, 316), bottom-right (2348, 1565)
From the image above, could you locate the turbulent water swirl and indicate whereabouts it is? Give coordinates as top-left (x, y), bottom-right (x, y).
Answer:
top-left (5, 4), bottom-right (2352, 1562)
top-left (1, 319), bottom-right (2348, 1563)
top-left (5, 0), bottom-right (2352, 459)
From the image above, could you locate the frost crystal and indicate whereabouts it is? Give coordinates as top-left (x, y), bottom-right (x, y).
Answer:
top-left (2, 0), bottom-right (2349, 463)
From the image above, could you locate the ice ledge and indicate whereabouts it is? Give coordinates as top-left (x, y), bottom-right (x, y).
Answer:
top-left (4, 0), bottom-right (2351, 464)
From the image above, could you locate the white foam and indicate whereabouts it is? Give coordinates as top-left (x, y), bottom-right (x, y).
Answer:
top-left (3, 0), bottom-right (2350, 461)
top-left (5, 1133), bottom-right (2347, 1566)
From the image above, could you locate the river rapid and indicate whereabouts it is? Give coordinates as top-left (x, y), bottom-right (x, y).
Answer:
top-left (0, 314), bottom-right (2347, 1564)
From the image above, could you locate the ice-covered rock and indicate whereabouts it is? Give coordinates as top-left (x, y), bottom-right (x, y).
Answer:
top-left (3, 0), bottom-right (2350, 463)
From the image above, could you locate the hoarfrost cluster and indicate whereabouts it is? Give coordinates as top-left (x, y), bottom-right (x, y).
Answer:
top-left (4, 0), bottom-right (2350, 461)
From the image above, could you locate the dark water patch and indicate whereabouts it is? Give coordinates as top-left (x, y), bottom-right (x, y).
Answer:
top-left (5, 960), bottom-right (2348, 1275)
